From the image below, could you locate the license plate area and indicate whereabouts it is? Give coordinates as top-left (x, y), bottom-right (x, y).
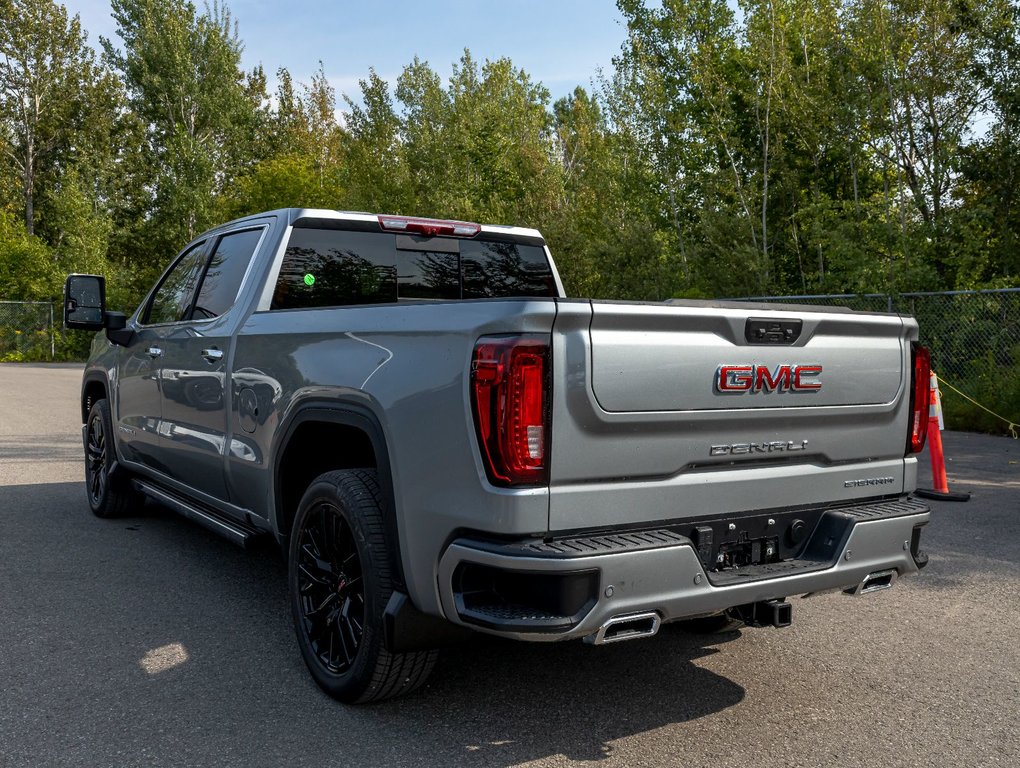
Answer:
top-left (686, 508), bottom-right (827, 573)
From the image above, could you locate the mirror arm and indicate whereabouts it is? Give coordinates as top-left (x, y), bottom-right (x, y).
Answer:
top-left (103, 312), bottom-right (134, 346)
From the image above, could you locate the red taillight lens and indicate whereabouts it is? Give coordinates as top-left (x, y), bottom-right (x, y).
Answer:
top-left (907, 344), bottom-right (931, 455)
top-left (471, 335), bottom-right (550, 486)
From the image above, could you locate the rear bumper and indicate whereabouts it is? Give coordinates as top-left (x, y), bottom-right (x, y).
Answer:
top-left (437, 497), bottom-right (929, 642)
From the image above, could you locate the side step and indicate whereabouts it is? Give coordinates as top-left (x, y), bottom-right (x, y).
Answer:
top-left (134, 480), bottom-right (259, 548)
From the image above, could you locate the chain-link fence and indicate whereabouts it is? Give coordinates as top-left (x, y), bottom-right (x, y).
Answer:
top-left (0, 300), bottom-right (56, 361)
top-left (730, 288), bottom-right (1020, 433)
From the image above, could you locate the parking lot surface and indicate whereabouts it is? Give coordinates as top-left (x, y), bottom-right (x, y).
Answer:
top-left (1, 363), bottom-right (1017, 767)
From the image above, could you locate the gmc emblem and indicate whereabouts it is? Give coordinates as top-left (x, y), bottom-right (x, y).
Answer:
top-left (716, 364), bottom-right (822, 393)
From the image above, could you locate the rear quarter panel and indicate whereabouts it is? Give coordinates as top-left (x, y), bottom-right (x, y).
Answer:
top-left (230, 299), bottom-right (558, 615)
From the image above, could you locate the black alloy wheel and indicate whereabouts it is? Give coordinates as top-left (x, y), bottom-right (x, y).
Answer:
top-left (295, 501), bottom-right (366, 674)
top-left (288, 469), bottom-right (438, 703)
top-left (83, 399), bottom-right (139, 518)
top-left (85, 408), bottom-right (108, 506)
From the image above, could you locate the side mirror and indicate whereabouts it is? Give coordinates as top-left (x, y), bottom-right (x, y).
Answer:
top-left (64, 274), bottom-right (135, 346)
top-left (64, 274), bottom-right (107, 330)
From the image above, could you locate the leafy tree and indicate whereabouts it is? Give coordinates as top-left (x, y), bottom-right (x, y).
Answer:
top-left (342, 69), bottom-right (411, 214)
top-left (547, 86), bottom-right (667, 298)
top-left (396, 51), bottom-right (560, 226)
top-left (0, 0), bottom-right (117, 236)
top-left (0, 209), bottom-right (55, 298)
top-left (956, 0), bottom-right (1020, 285)
top-left (104, 0), bottom-right (259, 266)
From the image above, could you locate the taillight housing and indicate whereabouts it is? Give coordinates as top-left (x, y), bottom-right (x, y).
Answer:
top-left (907, 343), bottom-right (931, 455)
top-left (378, 214), bottom-right (480, 238)
top-left (471, 335), bottom-right (550, 486)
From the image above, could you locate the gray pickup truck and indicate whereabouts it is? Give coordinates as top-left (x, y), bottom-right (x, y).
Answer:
top-left (64, 208), bottom-right (932, 703)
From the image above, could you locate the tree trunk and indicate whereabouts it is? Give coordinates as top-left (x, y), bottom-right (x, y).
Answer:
top-left (23, 137), bottom-right (34, 236)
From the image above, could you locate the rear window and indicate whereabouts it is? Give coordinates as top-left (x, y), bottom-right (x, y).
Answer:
top-left (271, 226), bottom-right (555, 310)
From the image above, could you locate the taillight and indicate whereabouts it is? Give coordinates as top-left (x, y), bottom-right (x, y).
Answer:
top-left (378, 214), bottom-right (480, 238)
top-left (907, 343), bottom-right (931, 455)
top-left (471, 335), bottom-right (550, 486)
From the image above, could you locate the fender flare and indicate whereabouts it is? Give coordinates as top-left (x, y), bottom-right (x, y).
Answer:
top-left (80, 369), bottom-right (112, 422)
top-left (271, 400), bottom-right (405, 588)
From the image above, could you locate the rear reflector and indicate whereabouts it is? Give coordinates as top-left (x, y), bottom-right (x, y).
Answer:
top-left (378, 215), bottom-right (480, 238)
top-left (471, 335), bottom-right (550, 486)
top-left (907, 344), bottom-right (931, 455)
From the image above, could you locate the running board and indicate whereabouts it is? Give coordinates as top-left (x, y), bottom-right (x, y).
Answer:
top-left (133, 480), bottom-right (259, 548)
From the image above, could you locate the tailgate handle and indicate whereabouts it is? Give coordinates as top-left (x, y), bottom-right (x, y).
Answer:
top-left (744, 318), bottom-right (802, 345)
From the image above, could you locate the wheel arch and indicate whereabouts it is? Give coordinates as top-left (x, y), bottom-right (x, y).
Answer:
top-left (272, 402), bottom-right (404, 588)
top-left (81, 371), bottom-right (111, 423)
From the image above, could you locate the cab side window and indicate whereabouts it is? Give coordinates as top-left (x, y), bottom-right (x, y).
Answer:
top-left (191, 228), bottom-right (263, 320)
top-left (144, 243), bottom-right (208, 325)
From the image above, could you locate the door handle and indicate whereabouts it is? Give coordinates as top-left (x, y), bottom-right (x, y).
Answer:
top-left (201, 348), bottom-right (224, 363)
top-left (147, 346), bottom-right (163, 358)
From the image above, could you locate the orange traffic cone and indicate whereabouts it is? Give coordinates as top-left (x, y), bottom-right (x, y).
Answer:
top-left (915, 372), bottom-right (970, 502)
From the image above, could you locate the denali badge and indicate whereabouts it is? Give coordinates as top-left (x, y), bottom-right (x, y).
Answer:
top-left (710, 440), bottom-right (809, 456)
top-left (844, 477), bottom-right (896, 488)
top-left (716, 364), bottom-right (822, 393)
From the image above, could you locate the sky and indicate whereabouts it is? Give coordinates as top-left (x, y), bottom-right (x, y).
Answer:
top-left (60, 0), bottom-right (630, 104)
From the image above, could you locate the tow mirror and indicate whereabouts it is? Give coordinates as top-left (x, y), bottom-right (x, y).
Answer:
top-left (64, 274), bottom-right (106, 330)
top-left (63, 274), bottom-right (134, 345)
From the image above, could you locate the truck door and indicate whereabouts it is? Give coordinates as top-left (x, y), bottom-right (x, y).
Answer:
top-left (155, 227), bottom-right (265, 505)
top-left (116, 241), bottom-right (209, 474)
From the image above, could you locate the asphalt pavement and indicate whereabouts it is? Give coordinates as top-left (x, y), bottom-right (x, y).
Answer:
top-left (1, 363), bottom-right (1017, 768)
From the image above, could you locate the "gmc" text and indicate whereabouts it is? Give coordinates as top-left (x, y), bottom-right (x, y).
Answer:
top-left (716, 364), bottom-right (823, 393)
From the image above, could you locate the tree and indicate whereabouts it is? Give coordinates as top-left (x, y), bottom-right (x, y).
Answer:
top-left (956, 0), bottom-right (1020, 284)
top-left (342, 69), bottom-right (410, 214)
top-left (546, 86), bottom-right (668, 298)
top-left (0, 209), bottom-right (54, 298)
top-left (0, 0), bottom-right (116, 235)
top-left (104, 0), bottom-right (259, 262)
top-left (396, 51), bottom-right (560, 225)
top-left (847, 0), bottom-right (990, 232)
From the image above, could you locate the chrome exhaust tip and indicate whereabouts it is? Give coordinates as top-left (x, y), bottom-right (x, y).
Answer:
top-left (587, 611), bottom-right (661, 645)
top-left (846, 569), bottom-right (898, 596)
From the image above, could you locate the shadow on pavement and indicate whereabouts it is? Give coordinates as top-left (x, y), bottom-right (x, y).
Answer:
top-left (0, 480), bottom-right (745, 767)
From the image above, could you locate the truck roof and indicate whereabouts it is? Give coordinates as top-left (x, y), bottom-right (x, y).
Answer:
top-left (202, 208), bottom-right (545, 242)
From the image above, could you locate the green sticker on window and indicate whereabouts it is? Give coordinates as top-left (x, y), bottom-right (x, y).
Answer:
top-left (303, 273), bottom-right (315, 286)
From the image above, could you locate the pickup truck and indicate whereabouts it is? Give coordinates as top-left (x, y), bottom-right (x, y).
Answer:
top-left (64, 208), bottom-right (932, 703)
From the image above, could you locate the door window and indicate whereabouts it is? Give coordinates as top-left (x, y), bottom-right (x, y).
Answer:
top-left (191, 228), bottom-right (264, 320)
top-left (144, 243), bottom-right (208, 325)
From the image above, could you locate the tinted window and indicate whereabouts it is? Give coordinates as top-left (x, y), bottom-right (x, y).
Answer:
top-left (397, 249), bottom-right (460, 300)
top-left (462, 241), bottom-right (556, 299)
top-left (271, 227), bottom-right (556, 310)
top-left (145, 243), bottom-right (207, 324)
top-left (273, 229), bottom-right (397, 310)
top-left (192, 228), bottom-right (263, 320)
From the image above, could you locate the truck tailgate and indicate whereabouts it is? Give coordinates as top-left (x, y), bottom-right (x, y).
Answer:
top-left (548, 299), bottom-right (915, 532)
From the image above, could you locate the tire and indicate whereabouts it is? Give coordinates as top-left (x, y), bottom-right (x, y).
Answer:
top-left (288, 469), bottom-right (438, 703)
top-left (84, 398), bottom-right (141, 518)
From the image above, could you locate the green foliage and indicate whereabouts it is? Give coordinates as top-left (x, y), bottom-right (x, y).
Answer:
top-left (342, 69), bottom-right (410, 214)
top-left (1, 0), bottom-right (1019, 370)
top-left (940, 348), bottom-right (1020, 435)
top-left (0, 210), bottom-right (56, 298)
top-left (104, 0), bottom-right (260, 255)
top-left (395, 51), bottom-right (560, 225)
top-left (0, 0), bottom-right (118, 236)
top-left (222, 153), bottom-right (339, 218)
